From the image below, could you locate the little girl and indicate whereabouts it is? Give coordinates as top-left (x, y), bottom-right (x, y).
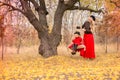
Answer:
top-left (68, 31), bottom-right (85, 56)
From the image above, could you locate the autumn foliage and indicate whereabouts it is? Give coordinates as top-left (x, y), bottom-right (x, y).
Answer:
top-left (98, 0), bottom-right (120, 38)
top-left (104, 10), bottom-right (120, 37)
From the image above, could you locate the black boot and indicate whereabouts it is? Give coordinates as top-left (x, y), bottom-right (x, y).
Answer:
top-left (71, 44), bottom-right (78, 55)
top-left (71, 51), bottom-right (76, 55)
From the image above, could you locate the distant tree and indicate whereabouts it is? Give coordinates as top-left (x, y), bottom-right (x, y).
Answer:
top-left (98, 0), bottom-right (120, 52)
top-left (0, 15), bottom-right (5, 60)
top-left (104, 11), bottom-right (120, 52)
top-left (0, 0), bottom-right (103, 58)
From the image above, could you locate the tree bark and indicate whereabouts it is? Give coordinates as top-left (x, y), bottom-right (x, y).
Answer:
top-left (24, 0), bottom-right (77, 57)
top-left (38, 1), bottom-right (66, 57)
top-left (105, 28), bottom-right (108, 53)
top-left (116, 35), bottom-right (119, 52)
top-left (38, 33), bottom-right (56, 57)
top-left (52, 1), bottom-right (66, 46)
top-left (1, 36), bottom-right (4, 60)
top-left (25, 12), bottom-right (53, 57)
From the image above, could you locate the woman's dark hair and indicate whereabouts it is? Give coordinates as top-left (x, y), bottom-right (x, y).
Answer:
top-left (74, 31), bottom-right (80, 35)
top-left (90, 15), bottom-right (96, 21)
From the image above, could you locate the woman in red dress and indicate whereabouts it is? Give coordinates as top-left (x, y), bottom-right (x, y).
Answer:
top-left (82, 15), bottom-right (96, 59)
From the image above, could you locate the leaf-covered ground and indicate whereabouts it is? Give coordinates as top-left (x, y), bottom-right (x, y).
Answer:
top-left (0, 46), bottom-right (120, 80)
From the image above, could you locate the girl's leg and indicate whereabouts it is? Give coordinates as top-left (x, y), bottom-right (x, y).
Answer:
top-left (71, 44), bottom-right (78, 55)
top-left (68, 44), bottom-right (77, 55)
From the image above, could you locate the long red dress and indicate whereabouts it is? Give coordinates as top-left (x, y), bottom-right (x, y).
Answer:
top-left (82, 21), bottom-right (95, 59)
top-left (83, 34), bottom-right (95, 58)
top-left (68, 37), bottom-right (84, 56)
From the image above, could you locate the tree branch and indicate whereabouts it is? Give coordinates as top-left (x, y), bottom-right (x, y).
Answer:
top-left (39, 0), bottom-right (48, 15)
top-left (64, 0), bottom-right (78, 8)
top-left (0, 1), bottom-right (24, 14)
top-left (68, 5), bottom-right (104, 13)
top-left (64, 0), bottom-right (104, 13)
top-left (29, 0), bottom-right (40, 11)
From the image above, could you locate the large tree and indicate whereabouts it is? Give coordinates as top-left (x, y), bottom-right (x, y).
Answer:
top-left (0, 0), bottom-right (103, 58)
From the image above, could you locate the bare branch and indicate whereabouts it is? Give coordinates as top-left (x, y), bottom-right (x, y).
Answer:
top-left (20, 0), bottom-right (30, 12)
top-left (39, 0), bottom-right (48, 15)
top-left (64, 0), bottom-right (78, 7)
top-left (67, 5), bottom-right (104, 13)
top-left (64, 0), bottom-right (104, 14)
top-left (29, 0), bottom-right (40, 11)
top-left (0, 1), bottom-right (24, 14)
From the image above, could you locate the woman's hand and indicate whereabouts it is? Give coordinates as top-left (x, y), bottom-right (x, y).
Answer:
top-left (77, 45), bottom-right (86, 50)
top-left (82, 29), bottom-right (86, 31)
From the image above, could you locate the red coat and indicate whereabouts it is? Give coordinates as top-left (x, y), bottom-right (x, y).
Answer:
top-left (69, 36), bottom-right (84, 56)
top-left (72, 37), bottom-right (82, 45)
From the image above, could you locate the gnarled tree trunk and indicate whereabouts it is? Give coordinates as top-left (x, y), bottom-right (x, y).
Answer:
top-left (39, 34), bottom-right (55, 57)
top-left (38, 1), bottom-right (66, 57)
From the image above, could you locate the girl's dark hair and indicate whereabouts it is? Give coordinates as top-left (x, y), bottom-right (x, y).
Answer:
top-left (90, 15), bottom-right (96, 21)
top-left (74, 31), bottom-right (80, 35)
top-left (76, 26), bottom-right (80, 29)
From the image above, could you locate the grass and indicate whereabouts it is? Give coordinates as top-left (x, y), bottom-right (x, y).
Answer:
top-left (0, 45), bottom-right (120, 80)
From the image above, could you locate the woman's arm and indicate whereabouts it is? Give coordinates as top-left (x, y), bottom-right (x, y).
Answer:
top-left (90, 21), bottom-right (95, 33)
top-left (77, 45), bottom-right (85, 49)
top-left (82, 21), bottom-right (87, 31)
